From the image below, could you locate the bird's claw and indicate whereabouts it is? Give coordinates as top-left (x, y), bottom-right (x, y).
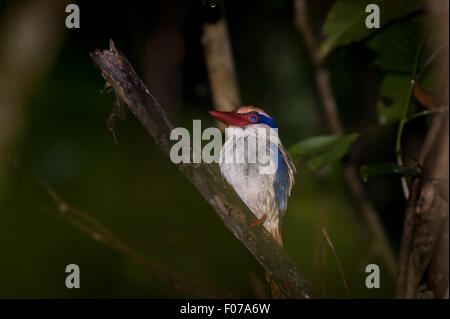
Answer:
top-left (250, 214), bottom-right (267, 227)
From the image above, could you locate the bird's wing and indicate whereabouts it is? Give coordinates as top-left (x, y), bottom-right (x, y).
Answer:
top-left (274, 144), bottom-right (296, 217)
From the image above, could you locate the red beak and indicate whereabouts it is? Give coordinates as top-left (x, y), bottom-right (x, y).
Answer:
top-left (209, 110), bottom-right (250, 127)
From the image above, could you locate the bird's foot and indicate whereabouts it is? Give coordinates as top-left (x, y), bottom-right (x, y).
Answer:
top-left (250, 214), bottom-right (267, 227)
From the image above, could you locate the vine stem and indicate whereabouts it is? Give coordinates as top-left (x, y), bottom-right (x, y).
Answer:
top-left (395, 35), bottom-right (427, 199)
top-left (405, 107), bottom-right (449, 124)
top-left (294, 0), bottom-right (397, 276)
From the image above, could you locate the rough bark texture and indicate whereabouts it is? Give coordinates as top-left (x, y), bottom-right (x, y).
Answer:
top-left (90, 40), bottom-right (314, 299)
top-left (396, 0), bottom-right (449, 298)
top-left (396, 115), bottom-right (449, 298)
top-left (202, 5), bottom-right (287, 298)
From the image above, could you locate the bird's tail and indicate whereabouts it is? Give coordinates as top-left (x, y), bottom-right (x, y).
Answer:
top-left (268, 224), bottom-right (283, 247)
top-left (265, 273), bottom-right (287, 298)
top-left (266, 224), bottom-right (287, 298)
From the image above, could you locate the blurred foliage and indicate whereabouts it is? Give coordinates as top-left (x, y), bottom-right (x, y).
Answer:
top-left (0, 0), bottom-right (441, 299)
top-left (366, 16), bottom-right (426, 73)
top-left (366, 15), bottom-right (427, 124)
top-left (376, 74), bottom-right (416, 125)
top-left (289, 133), bottom-right (359, 170)
top-left (360, 163), bottom-right (420, 182)
top-left (321, 0), bottom-right (424, 56)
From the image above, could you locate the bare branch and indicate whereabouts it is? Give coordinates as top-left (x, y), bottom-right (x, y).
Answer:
top-left (293, 0), bottom-right (343, 134)
top-left (396, 0), bottom-right (449, 298)
top-left (396, 114), bottom-right (449, 298)
top-left (396, 116), bottom-right (449, 298)
top-left (201, 5), bottom-right (288, 298)
top-left (202, 8), bottom-right (241, 130)
top-left (11, 155), bottom-right (235, 298)
top-left (0, 0), bottom-right (66, 198)
top-left (90, 40), bottom-right (315, 298)
top-left (318, 236), bottom-right (326, 297)
top-left (294, 0), bottom-right (396, 276)
top-left (321, 225), bottom-right (350, 297)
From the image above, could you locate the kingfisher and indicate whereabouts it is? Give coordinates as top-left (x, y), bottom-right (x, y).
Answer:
top-left (209, 106), bottom-right (296, 246)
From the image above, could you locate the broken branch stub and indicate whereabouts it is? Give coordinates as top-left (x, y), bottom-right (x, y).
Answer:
top-left (90, 40), bottom-right (314, 298)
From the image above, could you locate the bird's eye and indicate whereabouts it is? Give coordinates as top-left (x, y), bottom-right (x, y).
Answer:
top-left (250, 115), bottom-right (257, 122)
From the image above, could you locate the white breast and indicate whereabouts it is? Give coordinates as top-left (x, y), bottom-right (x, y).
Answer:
top-left (219, 124), bottom-right (281, 231)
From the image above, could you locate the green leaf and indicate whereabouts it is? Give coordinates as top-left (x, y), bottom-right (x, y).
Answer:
top-left (377, 74), bottom-right (415, 125)
top-left (367, 16), bottom-right (426, 124)
top-left (360, 163), bottom-right (420, 182)
top-left (321, 0), bottom-right (424, 56)
top-left (288, 133), bottom-right (359, 170)
top-left (367, 16), bottom-right (426, 73)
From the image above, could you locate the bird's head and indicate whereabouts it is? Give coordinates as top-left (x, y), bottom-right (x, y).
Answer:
top-left (209, 106), bottom-right (277, 128)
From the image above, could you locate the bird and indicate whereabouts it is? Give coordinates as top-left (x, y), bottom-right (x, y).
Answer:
top-left (209, 106), bottom-right (296, 247)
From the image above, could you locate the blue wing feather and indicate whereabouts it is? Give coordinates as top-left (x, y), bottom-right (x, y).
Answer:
top-left (274, 149), bottom-right (292, 216)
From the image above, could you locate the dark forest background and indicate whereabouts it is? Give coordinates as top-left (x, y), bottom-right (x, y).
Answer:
top-left (0, 0), bottom-right (447, 298)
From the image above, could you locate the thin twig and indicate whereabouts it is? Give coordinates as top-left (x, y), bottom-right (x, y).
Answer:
top-left (405, 107), bottom-right (449, 124)
top-left (0, 0), bottom-right (66, 198)
top-left (10, 155), bottom-right (236, 299)
top-left (416, 42), bottom-right (448, 79)
top-left (294, 0), bottom-right (397, 277)
top-left (318, 236), bottom-right (326, 297)
top-left (321, 225), bottom-right (350, 297)
top-left (396, 115), bottom-right (449, 298)
top-left (395, 79), bottom-right (415, 199)
top-left (293, 0), bottom-right (343, 134)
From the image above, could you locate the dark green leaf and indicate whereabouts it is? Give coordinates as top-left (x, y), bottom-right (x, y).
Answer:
top-left (367, 16), bottom-right (426, 124)
top-left (321, 0), bottom-right (424, 56)
top-left (376, 74), bottom-right (416, 125)
top-left (289, 133), bottom-right (359, 170)
top-left (367, 16), bottom-right (426, 73)
top-left (360, 163), bottom-right (420, 182)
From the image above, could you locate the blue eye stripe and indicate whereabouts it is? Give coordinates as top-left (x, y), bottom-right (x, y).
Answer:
top-left (258, 114), bottom-right (277, 128)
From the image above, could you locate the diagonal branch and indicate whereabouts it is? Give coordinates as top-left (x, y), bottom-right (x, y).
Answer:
top-left (10, 154), bottom-right (235, 299)
top-left (396, 114), bottom-right (449, 298)
top-left (321, 225), bottom-right (350, 297)
top-left (90, 40), bottom-right (314, 298)
top-left (202, 3), bottom-right (287, 298)
top-left (202, 16), bottom-right (240, 130)
top-left (202, 14), bottom-right (241, 112)
top-left (294, 0), bottom-right (397, 277)
top-left (396, 0), bottom-right (449, 295)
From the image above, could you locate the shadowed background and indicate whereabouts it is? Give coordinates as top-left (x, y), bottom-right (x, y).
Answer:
top-left (1, 0), bottom-right (436, 298)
